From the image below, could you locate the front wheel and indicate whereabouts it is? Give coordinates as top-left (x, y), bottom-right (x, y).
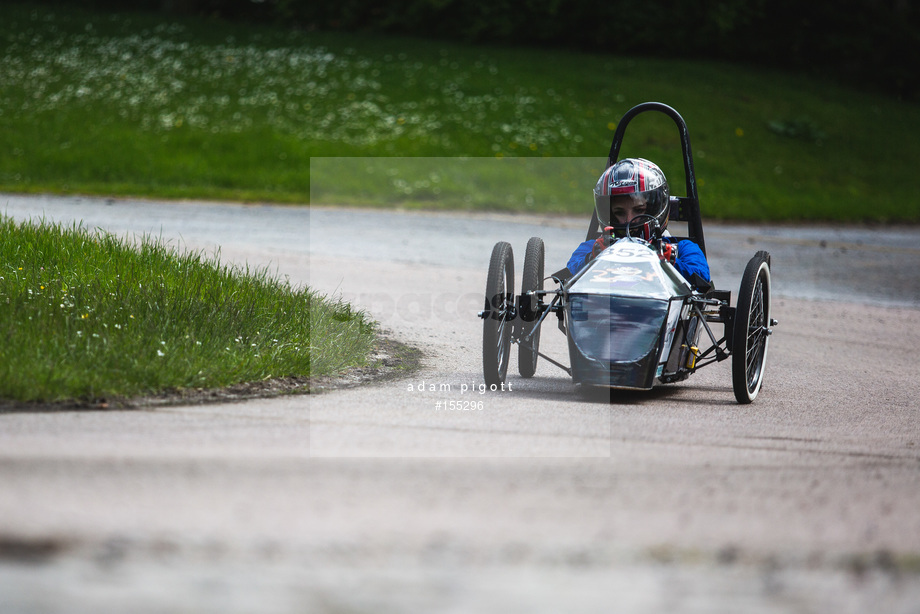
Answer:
top-left (732, 251), bottom-right (772, 403)
top-left (483, 241), bottom-right (514, 387)
top-left (518, 237), bottom-right (544, 378)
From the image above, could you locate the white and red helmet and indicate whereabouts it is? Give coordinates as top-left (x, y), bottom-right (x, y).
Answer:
top-left (594, 158), bottom-right (670, 237)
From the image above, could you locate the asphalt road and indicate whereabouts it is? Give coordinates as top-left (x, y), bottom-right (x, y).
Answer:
top-left (1, 194), bottom-right (920, 613)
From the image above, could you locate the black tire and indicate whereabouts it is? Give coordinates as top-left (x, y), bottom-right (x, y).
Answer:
top-left (518, 237), bottom-right (544, 378)
top-left (732, 251), bottom-right (772, 403)
top-left (483, 241), bottom-right (514, 387)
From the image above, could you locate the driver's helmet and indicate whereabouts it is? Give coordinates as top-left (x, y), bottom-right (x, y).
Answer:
top-left (594, 158), bottom-right (670, 240)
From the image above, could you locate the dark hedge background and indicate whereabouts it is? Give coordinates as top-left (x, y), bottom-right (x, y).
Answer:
top-left (36, 0), bottom-right (919, 100)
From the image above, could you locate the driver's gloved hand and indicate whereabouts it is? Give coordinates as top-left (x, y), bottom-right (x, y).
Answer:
top-left (660, 241), bottom-right (678, 264)
top-left (588, 235), bottom-right (613, 262)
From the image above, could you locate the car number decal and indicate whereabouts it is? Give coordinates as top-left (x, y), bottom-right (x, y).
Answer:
top-left (602, 243), bottom-right (655, 262)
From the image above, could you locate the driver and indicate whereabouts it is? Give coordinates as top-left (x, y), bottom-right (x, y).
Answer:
top-left (567, 158), bottom-right (710, 283)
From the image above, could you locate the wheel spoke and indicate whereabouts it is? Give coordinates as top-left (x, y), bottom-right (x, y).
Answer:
top-left (746, 348), bottom-right (761, 381)
top-left (751, 286), bottom-right (763, 317)
top-left (744, 279), bottom-right (766, 387)
top-left (496, 267), bottom-right (513, 375)
top-left (496, 294), bottom-right (509, 368)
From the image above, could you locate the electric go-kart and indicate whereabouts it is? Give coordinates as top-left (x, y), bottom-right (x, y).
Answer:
top-left (479, 102), bottom-right (777, 403)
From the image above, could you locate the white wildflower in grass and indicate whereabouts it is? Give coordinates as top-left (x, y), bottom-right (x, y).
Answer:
top-left (0, 13), bottom-right (594, 154)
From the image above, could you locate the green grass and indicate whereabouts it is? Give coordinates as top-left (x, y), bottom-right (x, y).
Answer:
top-left (1, 3), bottom-right (918, 222)
top-left (0, 216), bottom-right (374, 403)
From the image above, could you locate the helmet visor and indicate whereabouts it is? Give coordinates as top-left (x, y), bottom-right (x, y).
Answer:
top-left (609, 194), bottom-right (649, 226)
top-left (595, 193), bottom-right (667, 227)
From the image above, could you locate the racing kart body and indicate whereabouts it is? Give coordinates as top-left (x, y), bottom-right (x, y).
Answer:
top-left (565, 237), bottom-right (699, 389)
top-left (480, 102), bottom-right (776, 403)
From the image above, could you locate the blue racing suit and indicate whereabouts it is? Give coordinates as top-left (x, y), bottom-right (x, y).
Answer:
top-left (567, 237), bottom-right (710, 282)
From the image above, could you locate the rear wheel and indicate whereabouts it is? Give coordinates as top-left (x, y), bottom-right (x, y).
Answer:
top-left (732, 251), bottom-right (772, 403)
top-left (483, 241), bottom-right (514, 387)
top-left (518, 237), bottom-right (544, 378)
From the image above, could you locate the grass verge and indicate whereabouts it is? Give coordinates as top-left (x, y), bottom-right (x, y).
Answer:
top-left (0, 216), bottom-right (375, 404)
top-left (1, 3), bottom-right (918, 222)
